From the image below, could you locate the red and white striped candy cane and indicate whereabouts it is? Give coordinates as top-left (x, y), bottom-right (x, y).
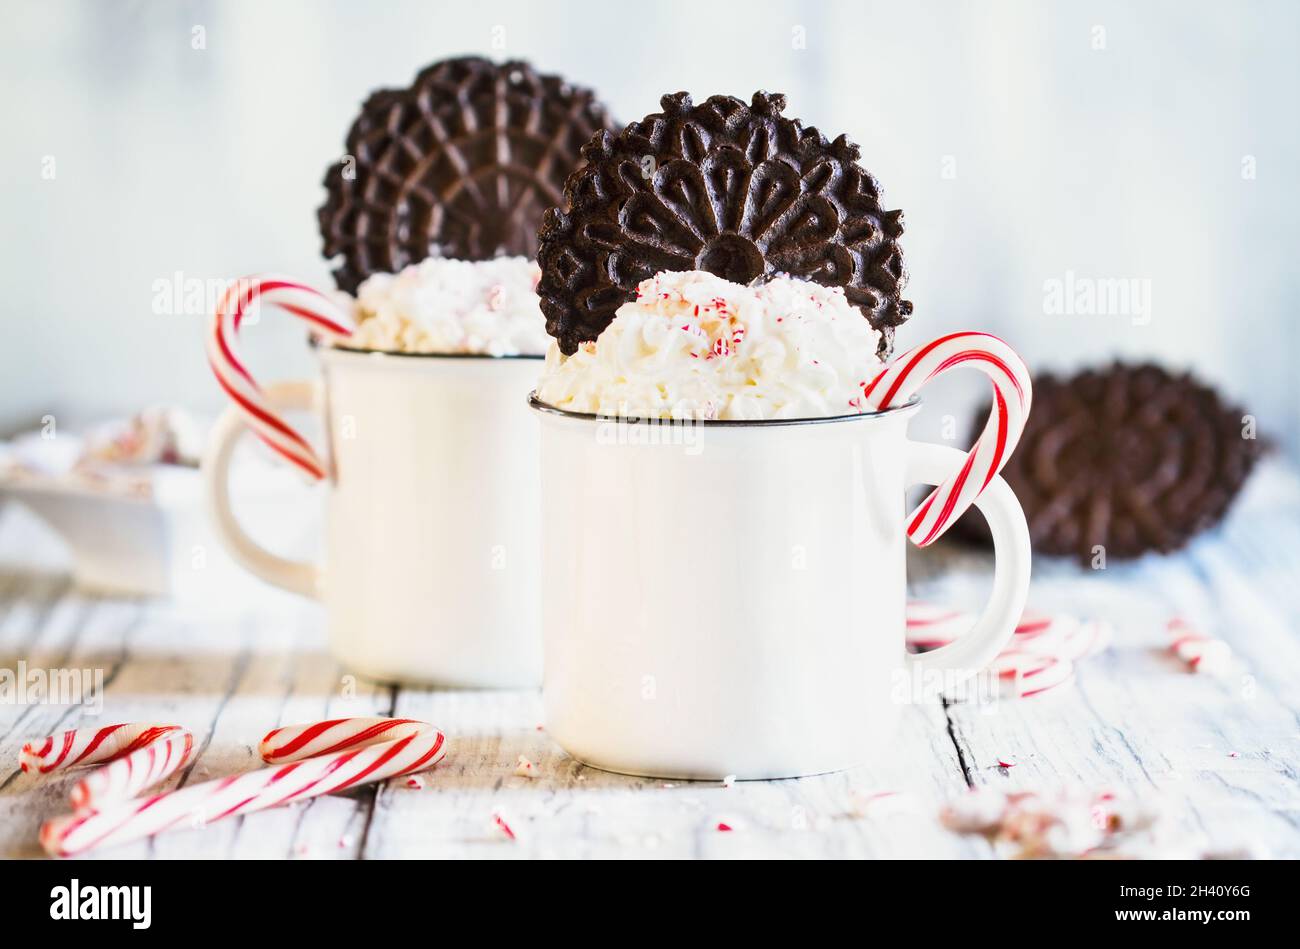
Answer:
top-left (40, 718), bottom-right (446, 858)
top-left (206, 274), bottom-right (354, 481)
top-left (992, 651), bottom-right (1075, 698)
top-left (1167, 617), bottom-right (1231, 674)
top-left (259, 716), bottom-right (429, 763)
top-left (905, 603), bottom-right (1078, 651)
top-left (863, 332), bottom-right (1031, 547)
top-left (904, 600), bottom-right (973, 649)
top-left (904, 601), bottom-right (1108, 698)
top-left (1018, 615), bottom-right (1113, 662)
top-left (69, 728), bottom-right (195, 814)
top-left (19, 723), bottom-right (187, 777)
top-left (19, 723), bottom-right (194, 816)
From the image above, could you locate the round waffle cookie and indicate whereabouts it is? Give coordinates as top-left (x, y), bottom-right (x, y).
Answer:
top-left (537, 91), bottom-right (911, 356)
top-left (960, 363), bottom-right (1261, 563)
top-left (319, 57), bottom-right (615, 294)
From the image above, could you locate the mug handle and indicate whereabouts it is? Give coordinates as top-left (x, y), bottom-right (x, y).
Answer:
top-left (864, 331), bottom-right (1034, 693)
top-left (201, 274), bottom-right (353, 598)
top-left (201, 379), bottom-right (323, 599)
top-left (903, 442), bottom-right (1031, 688)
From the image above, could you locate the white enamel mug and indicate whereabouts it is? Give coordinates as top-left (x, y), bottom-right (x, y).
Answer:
top-left (204, 348), bottom-right (543, 687)
top-left (531, 387), bottom-right (1031, 779)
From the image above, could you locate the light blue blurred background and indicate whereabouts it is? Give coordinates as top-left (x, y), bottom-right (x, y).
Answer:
top-left (2, 0), bottom-right (1297, 455)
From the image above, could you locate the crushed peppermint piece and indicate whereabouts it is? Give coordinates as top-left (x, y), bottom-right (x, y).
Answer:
top-left (514, 755), bottom-right (538, 777)
top-left (491, 811), bottom-right (517, 841)
top-left (939, 788), bottom-right (1206, 859)
top-left (850, 790), bottom-right (915, 819)
top-left (1167, 618), bottom-right (1232, 675)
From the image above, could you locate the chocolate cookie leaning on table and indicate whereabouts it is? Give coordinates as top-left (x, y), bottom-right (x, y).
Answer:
top-left (319, 57), bottom-right (616, 294)
top-left (537, 91), bottom-right (911, 358)
top-left (954, 362), bottom-right (1262, 564)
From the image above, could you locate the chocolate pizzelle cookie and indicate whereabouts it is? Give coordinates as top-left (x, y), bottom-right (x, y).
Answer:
top-left (963, 363), bottom-right (1261, 563)
top-left (320, 57), bottom-right (615, 294)
top-left (537, 91), bottom-right (910, 356)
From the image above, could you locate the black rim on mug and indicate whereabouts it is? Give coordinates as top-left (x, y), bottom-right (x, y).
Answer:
top-left (526, 392), bottom-right (922, 428)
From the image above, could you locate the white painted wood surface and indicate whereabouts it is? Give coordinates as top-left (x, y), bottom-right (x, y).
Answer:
top-left (1, 460), bottom-right (1298, 859)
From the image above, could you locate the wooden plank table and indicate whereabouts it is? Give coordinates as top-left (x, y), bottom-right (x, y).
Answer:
top-left (1, 460), bottom-right (1297, 860)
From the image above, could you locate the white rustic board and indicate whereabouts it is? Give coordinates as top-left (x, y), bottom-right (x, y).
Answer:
top-left (1, 461), bottom-right (1298, 859)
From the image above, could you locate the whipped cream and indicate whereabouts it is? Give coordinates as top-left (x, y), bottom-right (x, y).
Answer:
top-left (339, 257), bottom-right (549, 356)
top-left (536, 271), bottom-right (885, 420)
